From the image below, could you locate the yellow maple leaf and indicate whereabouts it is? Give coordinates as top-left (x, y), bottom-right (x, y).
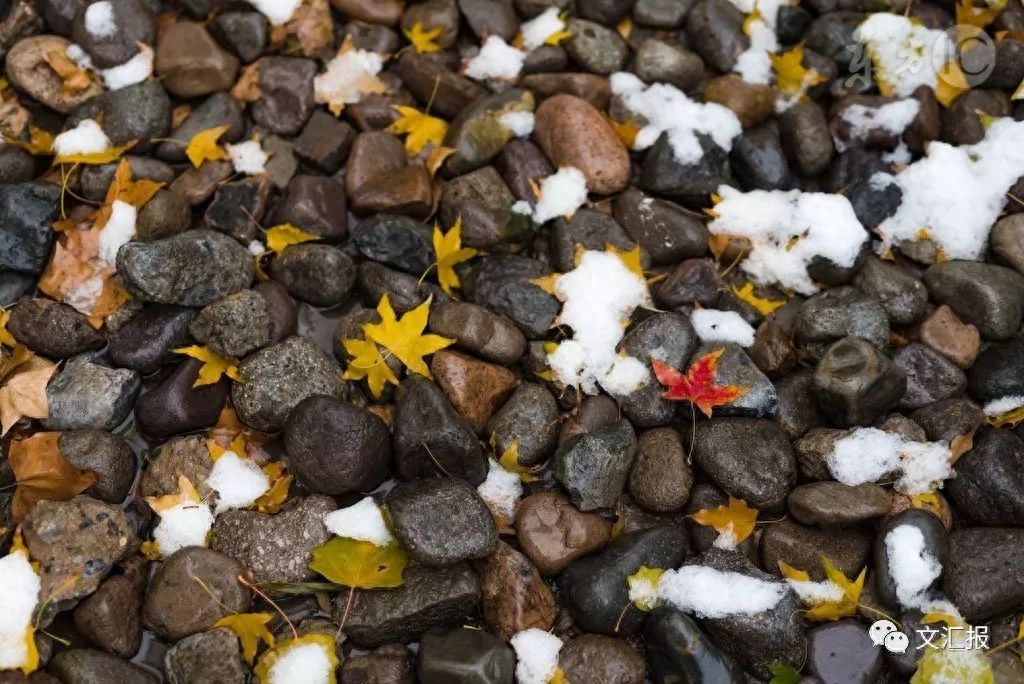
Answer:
top-left (185, 125), bottom-right (231, 168)
top-left (387, 105), bottom-right (448, 156)
top-left (207, 433), bottom-right (246, 462)
top-left (433, 218), bottom-right (478, 294)
top-left (778, 560), bottom-right (812, 583)
top-left (627, 565), bottom-right (664, 611)
top-left (935, 58), bottom-right (970, 107)
top-left (803, 557), bottom-right (865, 621)
top-left (308, 536), bottom-right (409, 589)
top-left (253, 462), bottom-right (292, 514)
top-left (530, 273), bottom-right (561, 295)
top-left (732, 282), bottom-right (786, 315)
top-left (403, 21), bottom-right (443, 53)
top-left (362, 294), bottom-right (453, 378)
top-left (955, 0), bottom-right (1007, 29)
top-left (173, 346), bottom-right (243, 387)
top-left (265, 223), bottom-right (319, 255)
top-left (54, 144), bottom-right (130, 166)
top-left (606, 243), bottom-right (644, 280)
top-left (688, 496), bottom-right (759, 543)
top-left (988, 404), bottom-right (1024, 427)
top-left (342, 336), bottom-right (399, 400)
top-left (496, 438), bottom-right (541, 483)
top-left (545, 14), bottom-right (573, 45)
top-left (910, 492), bottom-right (944, 515)
top-left (0, 308), bottom-right (16, 347)
top-left (145, 474), bottom-right (201, 515)
top-left (742, 4), bottom-right (763, 36)
top-left (770, 44), bottom-right (826, 98)
top-left (214, 612), bottom-right (276, 664)
top-left (8, 126), bottom-right (55, 156)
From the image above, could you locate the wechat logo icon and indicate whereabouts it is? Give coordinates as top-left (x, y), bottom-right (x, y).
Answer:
top-left (870, 620), bottom-right (909, 654)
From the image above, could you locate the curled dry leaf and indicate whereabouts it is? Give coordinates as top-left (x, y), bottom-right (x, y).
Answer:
top-left (43, 49), bottom-right (94, 95)
top-left (10, 431), bottom-right (98, 520)
top-left (185, 125), bottom-right (231, 168)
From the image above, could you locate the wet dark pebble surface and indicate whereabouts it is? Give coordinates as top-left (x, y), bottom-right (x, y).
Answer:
top-left (0, 0), bottom-right (1023, 682)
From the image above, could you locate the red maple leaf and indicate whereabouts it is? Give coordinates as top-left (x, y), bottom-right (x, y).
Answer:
top-left (651, 349), bottom-right (748, 418)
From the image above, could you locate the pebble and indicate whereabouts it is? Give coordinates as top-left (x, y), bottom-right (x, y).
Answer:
top-left (700, 342), bottom-right (779, 418)
top-left (272, 175), bottom-right (349, 242)
top-left (268, 244), bottom-right (356, 307)
top-left (398, 51), bottom-right (486, 120)
top-left (893, 342), bottom-right (966, 410)
top-left (341, 563), bottom-right (481, 647)
top-left (694, 417), bottom-right (796, 510)
top-left (613, 189), bottom-right (709, 266)
top-left (967, 336), bottom-right (1024, 404)
top-left (211, 494), bottom-right (334, 583)
top-left (496, 139), bottom-right (554, 204)
top-left (813, 336), bottom-right (907, 427)
top-left (164, 628), bottom-right (246, 684)
top-left (428, 301), bottom-right (527, 365)
top-left (73, 574), bottom-right (142, 658)
top-left (142, 547), bottom-right (250, 641)
top-left (140, 435), bottom-right (213, 499)
top-left (211, 11), bottom-right (268, 64)
top-left (58, 430), bottom-right (135, 504)
top-left (944, 527), bottom-right (1024, 622)
top-left (616, 312), bottom-right (699, 427)
top-left (628, 428), bottom-right (693, 513)
top-left (991, 213), bottom-right (1024, 276)
top-left (555, 418), bottom-right (636, 512)
top-left (118, 230), bottom-right (254, 307)
top-left (550, 209), bottom-right (635, 272)
top-left (155, 21), bottom-right (239, 98)
top-left (0, 183), bottom-right (59, 275)
top-left (254, 281), bottom-right (298, 344)
top-left (514, 491), bottom-right (613, 575)
top-left (644, 608), bottom-right (746, 683)
top-left (386, 477), bottom-right (498, 565)
top-left (393, 375), bottom-right (486, 483)
top-left (137, 189), bottom-right (191, 241)
top-left (157, 93), bottom-right (245, 163)
top-left (761, 518), bottom-right (872, 581)
top-left (418, 627), bottom-right (514, 684)
top-left (703, 75), bottom-right (775, 129)
top-left (443, 89), bottom-right (533, 177)
top-left (946, 428), bottom-right (1024, 526)
top-left (283, 394), bottom-right (391, 495)
top-left (874, 509), bottom-right (948, 608)
top-left (134, 358), bottom-right (229, 438)
top-left (564, 18), bottom-right (628, 74)
top-left (49, 649), bottom-right (157, 684)
top-left (343, 644), bottom-right (415, 684)
top-left (635, 38), bottom-right (704, 91)
top-left (204, 178), bottom-right (269, 243)
top-left (251, 57), bottom-right (317, 135)
top-left (558, 526), bottom-right (688, 635)
top-left (402, 0), bottom-right (460, 50)
top-left (534, 94), bottom-right (630, 195)
top-left (431, 349), bottom-right (519, 434)
top-left (463, 255), bottom-right (560, 339)
top-left (21, 497), bottom-right (134, 618)
top-left (440, 167), bottom-right (528, 250)
top-left (71, 80), bottom-right (171, 146)
top-left (521, 72), bottom-right (612, 109)
top-left (918, 304), bottom-right (981, 369)
top-left (346, 131), bottom-right (434, 218)
top-left (807, 619), bottom-right (884, 684)
top-left (635, 0), bottom-right (691, 27)
top-left (558, 634), bottom-right (646, 684)
top-left (788, 482), bottom-right (892, 527)
top-left (640, 130), bottom-right (736, 198)
top-left (685, 0), bottom-right (748, 72)
top-left (351, 214), bottom-right (433, 276)
top-left (7, 297), bottom-right (104, 358)
top-left (474, 541), bottom-right (556, 641)
top-left (189, 290), bottom-right (269, 359)
top-left (231, 336), bottom-right (345, 431)
top-left (794, 427), bottom-right (847, 481)
top-left (43, 357), bottom-right (140, 431)
top-left (852, 256), bottom-right (929, 325)
top-left (923, 261), bottom-right (1024, 340)
top-left (6, 36), bottom-right (103, 112)
top-left (775, 369), bottom-right (826, 440)
top-left (796, 285), bottom-right (889, 360)
top-left (910, 397), bottom-right (985, 442)
top-left (294, 111), bottom-right (354, 174)
top-left (655, 258), bottom-right (723, 309)
top-left (358, 262), bottom-right (440, 315)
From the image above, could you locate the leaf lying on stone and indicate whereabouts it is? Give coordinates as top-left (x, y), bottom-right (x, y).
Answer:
top-left (0, 308), bottom-right (16, 347)
top-left (732, 282), bottom-right (786, 315)
top-left (43, 49), bottom-right (94, 95)
top-left (387, 105), bottom-right (448, 156)
top-left (403, 21), bottom-right (443, 54)
top-left (265, 223), bottom-right (319, 255)
top-left (173, 345), bottom-right (243, 387)
top-left (782, 557), bottom-right (866, 621)
top-left (626, 565), bottom-right (664, 611)
top-left (495, 438), bottom-right (541, 483)
top-left (253, 461), bottom-right (292, 514)
top-left (185, 125), bottom-right (231, 168)
top-left (341, 336), bottom-right (398, 400)
top-left (308, 536), bottom-right (409, 589)
top-left (10, 431), bottom-right (97, 520)
top-left (361, 294), bottom-right (453, 379)
top-left (652, 349), bottom-right (748, 417)
top-left (213, 612), bottom-right (276, 664)
top-left (0, 345), bottom-right (58, 436)
top-left (689, 496), bottom-right (758, 544)
top-left (770, 44), bottom-right (825, 100)
top-left (432, 218), bottom-right (478, 295)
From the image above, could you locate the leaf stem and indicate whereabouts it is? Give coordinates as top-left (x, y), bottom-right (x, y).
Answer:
top-left (238, 574), bottom-right (298, 641)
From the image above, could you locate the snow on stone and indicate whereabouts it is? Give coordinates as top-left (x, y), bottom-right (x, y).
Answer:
top-left (854, 13), bottom-right (953, 98)
top-left (97, 199), bottom-right (137, 266)
top-left (627, 573), bottom-right (662, 609)
top-left (323, 497), bottom-right (394, 547)
top-left (708, 185), bottom-right (868, 295)
top-left (101, 45), bottom-right (153, 90)
top-left (153, 501), bottom-right (214, 556)
top-left (66, 44), bottom-right (95, 71)
top-left (611, 72), bottom-right (742, 164)
top-left (0, 547), bottom-right (40, 671)
top-left (876, 117), bottom-right (1024, 260)
top-left (465, 36), bottom-right (525, 81)
top-left (691, 309), bottom-right (756, 347)
top-left (511, 628), bottom-right (563, 684)
top-left (314, 48), bottom-right (385, 107)
top-left (786, 577), bottom-right (845, 605)
top-left (546, 249), bottom-right (650, 396)
top-left (52, 118), bottom-right (112, 157)
top-left (268, 641), bottom-right (334, 684)
top-left (826, 427), bottom-right (953, 496)
top-left (511, 200), bottom-right (533, 215)
top-left (658, 566), bottom-right (786, 618)
top-left (478, 458), bottom-right (522, 525)
top-left (532, 167), bottom-right (588, 224)
top-left (227, 140), bottom-right (268, 175)
top-left (247, 0), bottom-right (302, 26)
top-left (983, 395), bottom-right (1024, 416)
top-left (499, 111), bottom-right (535, 138)
top-left (884, 524), bottom-right (942, 609)
top-left (734, 16), bottom-right (778, 85)
top-left (84, 0), bottom-right (117, 38)
top-left (206, 451), bottom-right (271, 514)
top-left (248, 240), bottom-right (266, 256)
top-left (521, 7), bottom-right (567, 51)
top-left (712, 525), bottom-right (739, 550)
top-left (839, 99), bottom-right (919, 146)
top-left (882, 141), bottom-right (912, 165)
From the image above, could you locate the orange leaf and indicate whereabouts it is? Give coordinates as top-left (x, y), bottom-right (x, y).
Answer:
top-left (651, 349), bottom-right (748, 417)
top-left (949, 430), bottom-right (975, 464)
top-left (9, 432), bottom-right (97, 520)
top-left (689, 496), bottom-right (758, 543)
top-left (42, 50), bottom-right (94, 95)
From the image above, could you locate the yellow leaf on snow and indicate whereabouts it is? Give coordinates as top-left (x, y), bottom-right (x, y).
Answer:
top-left (803, 557), bottom-right (865, 621)
top-left (627, 565), bottom-right (665, 611)
top-left (0, 349), bottom-right (58, 436)
top-left (362, 294), bottom-right (453, 378)
top-left (173, 345), bottom-right (243, 387)
top-left (9, 431), bottom-right (97, 521)
top-left (265, 223), bottom-right (319, 255)
top-left (387, 105), bottom-right (448, 156)
top-left (404, 21), bottom-right (444, 53)
top-left (185, 125), bottom-right (231, 168)
top-left (732, 282), bottom-right (786, 316)
top-left (213, 612), bottom-right (276, 664)
top-left (770, 44), bottom-right (826, 98)
top-left (254, 634), bottom-right (339, 684)
top-left (308, 536), bottom-right (409, 589)
top-left (689, 496), bottom-right (759, 544)
top-left (342, 336), bottom-right (399, 400)
top-left (433, 218), bottom-right (478, 294)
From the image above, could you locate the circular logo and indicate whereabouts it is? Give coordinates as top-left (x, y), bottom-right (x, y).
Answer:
top-left (933, 25), bottom-right (996, 88)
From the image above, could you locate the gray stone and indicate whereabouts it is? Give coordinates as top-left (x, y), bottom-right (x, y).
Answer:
top-left (190, 290), bottom-right (271, 359)
top-left (796, 285), bottom-right (889, 359)
top-left (43, 357), bottom-right (141, 431)
top-left (164, 628), bottom-right (246, 684)
top-left (924, 261), bottom-right (1024, 340)
top-left (813, 337), bottom-right (906, 427)
top-left (0, 183), bottom-right (58, 274)
top-left (555, 419), bottom-right (636, 512)
top-left (893, 342), bottom-right (967, 410)
top-left (944, 527), bottom-right (1024, 622)
top-left (852, 256), bottom-right (929, 325)
top-left (693, 418), bottom-right (796, 511)
top-left (486, 383), bottom-right (559, 467)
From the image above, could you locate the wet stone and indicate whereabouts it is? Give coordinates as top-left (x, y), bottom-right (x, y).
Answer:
top-left (189, 289), bottom-right (271, 359)
top-left (44, 357), bottom-right (141, 431)
top-left (796, 285), bottom-right (888, 360)
top-left (463, 255), bottom-right (560, 339)
top-left (613, 188), bottom-right (709, 266)
top-left (893, 342), bottom-right (966, 410)
top-left (694, 418), bottom-right (796, 511)
top-left (140, 435), bottom-right (215, 500)
top-left (73, 574), bottom-right (142, 658)
top-left (559, 634), bottom-right (645, 684)
top-left (852, 256), bottom-right (929, 325)
top-left (203, 178), bottom-right (270, 243)
top-left (0, 183), bottom-right (59, 275)
top-left (474, 540), bottom-right (556, 641)
top-left (644, 608), bottom-right (746, 684)
top-left (924, 261), bottom-right (1024, 340)
top-left (555, 418), bottom-right (636, 512)
top-left (58, 430), bottom-right (135, 505)
top-left (813, 336), bottom-right (907, 427)
top-left (440, 167), bottom-right (528, 250)
top-left (155, 21), bottom-right (239, 98)
top-left (910, 397), bottom-right (986, 442)
top-left (294, 110), bottom-right (354, 174)
top-left (944, 527), bottom-right (1024, 622)
top-left (343, 644), bottom-right (415, 684)
top-left (788, 482), bottom-right (892, 527)
top-left (7, 297), bottom-right (104, 358)
top-left (514, 491), bottom-right (613, 575)
top-left (49, 649), bottom-right (157, 684)
top-left (164, 628), bottom-right (246, 684)
top-left (874, 509), bottom-right (948, 609)
top-left (429, 301), bottom-right (527, 366)
top-left (807, 619), bottom-right (884, 684)
top-left (134, 358), bottom-right (229, 438)
top-left (616, 312), bottom-right (700, 427)
top-left (945, 427), bottom-right (1024, 527)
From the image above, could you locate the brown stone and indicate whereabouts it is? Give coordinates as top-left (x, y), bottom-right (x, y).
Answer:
top-left (919, 304), bottom-right (981, 369)
top-left (521, 73), bottom-right (612, 111)
top-left (169, 160), bottom-right (234, 206)
top-left (430, 350), bottom-right (519, 434)
top-left (534, 94), bottom-right (630, 194)
top-left (329, 0), bottom-right (404, 24)
top-left (5, 35), bottom-right (103, 113)
top-left (703, 75), bottom-right (775, 128)
top-left (155, 22), bottom-right (239, 98)
top-left (473, 541), bottom-right (556, 641)
top-left (514, 491), bottom-right (613, 575)
top-left (559, 635), bottom-right (646, 684)
top-left (346, 131), bottom-right (433, 218)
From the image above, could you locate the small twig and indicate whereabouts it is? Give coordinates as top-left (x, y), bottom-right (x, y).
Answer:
top-left (422, 443), bottom-right (452, 478)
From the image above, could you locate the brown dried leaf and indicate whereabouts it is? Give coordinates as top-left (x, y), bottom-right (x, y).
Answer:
top-left (10, 431), bottom-right (97, 520)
